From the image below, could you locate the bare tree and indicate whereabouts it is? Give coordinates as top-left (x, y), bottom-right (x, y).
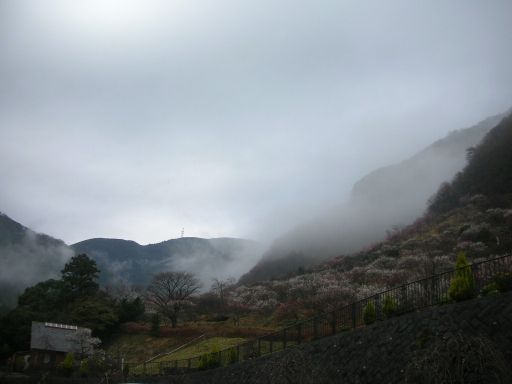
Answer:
top-left (211, 277), bottom-right (235, 309)
top-left (146, 271), bottom-right (201, 328)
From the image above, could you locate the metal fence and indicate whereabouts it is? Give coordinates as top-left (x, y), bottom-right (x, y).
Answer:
top-left (124, 254), bottom-right (512, 377)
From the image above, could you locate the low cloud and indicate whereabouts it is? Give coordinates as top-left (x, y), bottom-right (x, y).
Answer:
top-left (0, 230), bottom-right (73, 307)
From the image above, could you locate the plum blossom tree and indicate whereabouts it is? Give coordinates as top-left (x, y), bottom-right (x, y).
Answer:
top-left (228, 285), bottom-right (278, 314)
top-left (67, 328), bottom-right (101, 358)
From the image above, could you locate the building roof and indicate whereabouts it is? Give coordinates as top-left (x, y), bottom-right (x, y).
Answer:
top-left (30, 321), bottom-right (92, 353)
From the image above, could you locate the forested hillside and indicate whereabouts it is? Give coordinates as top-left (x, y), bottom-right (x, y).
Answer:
top-left (241, 109), bottom-right (510, 284)
top-left (232, 114), bottom-right (512, 323)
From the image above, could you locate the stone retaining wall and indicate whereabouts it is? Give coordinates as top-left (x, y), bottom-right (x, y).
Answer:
top-left (154, 292), bottom-right (512, 384)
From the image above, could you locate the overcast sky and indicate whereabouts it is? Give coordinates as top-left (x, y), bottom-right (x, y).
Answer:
top-left (1, 0), bottom-right (511, 245)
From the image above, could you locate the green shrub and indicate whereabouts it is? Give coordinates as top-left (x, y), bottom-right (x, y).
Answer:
top-left (198, 345), bottom-right (221, 370)
top-left (60, 353), bottom-right (75, 376)
top-left (448, 252), bottom-right (475, 302)
top-left (198, 354), bottom-right (208, 370)
top-left (382, 295), bottom-right (398, 318)
top-left (481, 282), bottom-right (499, 296)
top-left (79, 359), bottom-right (89, 377)
top-left (14, 356), bottom-right (25, 371)
top-left (363, 301), bottom-right (376, 325)
top-left (228, 348), bottom-right (238, 365)
top-left (207, 345), bottom-right (220, 368)
top-left (207, 353), bottom-right (220, 368)
top-left (494, 272), bottom-right (512, 292)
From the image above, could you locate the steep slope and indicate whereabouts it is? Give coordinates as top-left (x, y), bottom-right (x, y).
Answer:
top-left (72, 237), bottom-right (264, 289)
top-left (231, 115), bottom-right (512, 322)
top-left (349, 114), bottom-right (503, 221)
top-left (429, 113), bottom-right (512, 213)
top-left (240, 109), bottom-right (509, 284)
top-left (0, 213), bottom-right (73, 309)
top-left (327, 112), bottom-right (512, 284)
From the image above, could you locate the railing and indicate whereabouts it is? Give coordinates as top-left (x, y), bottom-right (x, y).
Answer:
top-left (124, 254), bottom-right (512, 377)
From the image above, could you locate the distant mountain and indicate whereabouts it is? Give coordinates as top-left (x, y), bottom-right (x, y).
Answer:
top-left (240, 109), bottom-right (511, 284)
top-left (72, 237), bottom-right (264, 289)
top-left (0, 213), bottom-right (263, 309)
top-left (0, 213), bottom-right (73, 309)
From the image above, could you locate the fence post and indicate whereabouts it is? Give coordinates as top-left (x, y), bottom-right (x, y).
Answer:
top-left (351, 303), bottom-right (356, 328)
top-left (313, 318), bottom-right (318, 339)
top-left (431, 272), bottom-right (437, 306)
top-left (375, 295), bottom-right (382, 321)
top-left (471, 264), bottom-right (477, 296)
top-left (283, 328), bottom-right (287, 349)
top-left (143, 362), bottom-right (147, 376)
top-left (258, 338), bottom-right (261, 355)
top-left (270, 338), bottom-right (273, 353)
top-left (187, 358), bottom-right (191, 369)
top-left (237, 344), bottom-right (240, 362)
top-left (297, 323), bottom-right (302, 344)
top-left (331, 312), bottom-right (336, 335)
top-left (159, 362), bottom-right (162, 375)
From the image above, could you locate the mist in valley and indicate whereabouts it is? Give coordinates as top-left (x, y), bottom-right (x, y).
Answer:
top-left (241, 110), bottom-right (510, 282)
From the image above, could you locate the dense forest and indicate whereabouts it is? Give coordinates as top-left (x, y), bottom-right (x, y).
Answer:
top-left (0, 254), bottom-right (144, 356)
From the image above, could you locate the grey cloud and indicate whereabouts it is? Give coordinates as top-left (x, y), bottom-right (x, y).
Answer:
top-left (0, 0), bottom-right (511, 246)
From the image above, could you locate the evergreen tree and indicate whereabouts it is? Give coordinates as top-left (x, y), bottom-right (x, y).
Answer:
top-left (448, 252), bottom-right (475, 301)
top-left (61, 254), bottom-right (100, 299)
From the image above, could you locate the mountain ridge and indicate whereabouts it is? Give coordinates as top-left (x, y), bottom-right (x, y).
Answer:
top-left (0, 214), bottom-right (263, 309)
top-left (71, 236), bottom-right (264, 289)
top-left (240, 108), bottom-right (511, 284)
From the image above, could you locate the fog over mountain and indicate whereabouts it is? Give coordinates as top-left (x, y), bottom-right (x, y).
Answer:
top-left (72, 236), bottom-right (264, 289)
top-left (241, 110), bottom-right (511, 283)
top-left (0, 108), bottom-right (510, 305)
top-left (0, 213), bottom-right (73, 309)
top-left (1, 1), bottom-right (512, 248)
top-left (0, 211), bottom-right (263, 308)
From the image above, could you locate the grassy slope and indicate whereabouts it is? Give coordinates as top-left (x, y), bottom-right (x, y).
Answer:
top-left (106, 315), bottom-right (278, 363)
top-left (151, 337), bottom-right (246, 363)
top-left (106, 333), bottom-right (188, 363)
